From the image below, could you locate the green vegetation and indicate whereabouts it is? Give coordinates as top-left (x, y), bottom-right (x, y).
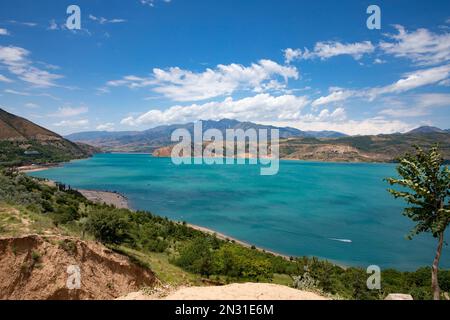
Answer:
top-left (386, 145), bottom-right (450, 300)
top-left (0, 170), bottom-right (449, 299)
top-left (279, 132), bottom-right (450, 162)
top-left (0, 140), bottom-right (93, 167)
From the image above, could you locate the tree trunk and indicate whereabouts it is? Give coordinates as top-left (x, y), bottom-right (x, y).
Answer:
top-left (431, 232), bottom-right (444, 300)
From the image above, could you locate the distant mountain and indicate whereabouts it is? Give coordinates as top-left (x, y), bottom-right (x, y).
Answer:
top-left (154, 130), bottom-right (450, 163)
top-left (407, 126), bottom-right (447, 134)
top-left (66, 119), bottom-right (347, 152)
top-left (0, 108), bottom-right (98, 166)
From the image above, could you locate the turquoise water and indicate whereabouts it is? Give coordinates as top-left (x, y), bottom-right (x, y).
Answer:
top-left (30, 153), bottom-right (450, 270)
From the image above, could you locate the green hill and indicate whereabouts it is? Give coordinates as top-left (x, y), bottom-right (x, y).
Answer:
top-left (0, 108), bottom-right (98, 166)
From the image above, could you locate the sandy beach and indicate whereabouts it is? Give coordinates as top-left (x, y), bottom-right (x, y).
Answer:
top-left (17, 164), bottom-right (61, 173)
top-left (77, 189), bottom-right (129, 209)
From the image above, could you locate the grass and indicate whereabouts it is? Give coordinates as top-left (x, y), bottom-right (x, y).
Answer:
top-left (272, 273), bottom-right (294, 286)
top-left (113, 245), bottom-right (204, 287)
top-left (0, 204), bottom-right (26, 236)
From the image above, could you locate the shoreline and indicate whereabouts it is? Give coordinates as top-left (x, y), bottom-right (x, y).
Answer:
top-left (22, 160), bottom-right (346, 265)
top-left (74, 187), bottom-right (292, 259)
top-left (17, 164), bottom-right (62, 173)
top-left (77, 189), bottom-right (129, 209)
top-left (186, 223), bottom-right (292, 260)
top-left (38, 181), bottom-right (293, 260)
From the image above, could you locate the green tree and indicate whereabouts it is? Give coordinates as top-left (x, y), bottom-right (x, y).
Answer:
top-left (386, 145), bottom-right (450, 300)
top-left (85, 209), bottom-right (131, 244)
top-left (175, 237), bottom-right (214, 276)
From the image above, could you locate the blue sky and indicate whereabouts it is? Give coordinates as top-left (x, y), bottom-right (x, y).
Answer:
top-left (0, 0), bottom-right (449, 135)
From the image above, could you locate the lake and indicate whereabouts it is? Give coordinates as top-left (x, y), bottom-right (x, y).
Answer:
top-left (30, 153), bottom-right (450, 270)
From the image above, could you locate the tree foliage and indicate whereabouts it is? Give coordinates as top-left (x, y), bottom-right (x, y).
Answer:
top-left (386, 145), bottom-right (450, 239)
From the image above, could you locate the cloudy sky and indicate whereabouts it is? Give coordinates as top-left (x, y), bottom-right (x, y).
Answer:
top-left (0, 0), bottom-right (449, 135)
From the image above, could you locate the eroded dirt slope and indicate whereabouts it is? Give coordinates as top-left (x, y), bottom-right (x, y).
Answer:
top-left (0, 235), bottom-right (157, 300)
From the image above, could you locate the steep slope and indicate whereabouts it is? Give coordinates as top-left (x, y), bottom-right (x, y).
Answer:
top-left (0, 108), bottom-right (98, 166)
top-left (0, 108), bottom-right (61, 141)
top-left (0, 235), bottom-right (157, 300)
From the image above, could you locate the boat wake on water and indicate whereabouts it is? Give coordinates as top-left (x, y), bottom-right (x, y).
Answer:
top-left (329, 238), bottom-right (352, 243)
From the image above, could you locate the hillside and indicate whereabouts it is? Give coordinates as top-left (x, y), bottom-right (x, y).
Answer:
top-left (65, 119), bottom-right (346, 153)
top-left (0, 108), bottom-right (99, 166)
top-left (66, 118), bottom-right (450, 162)
top-left (0, 234), bottom-right (157, 300)
top-left (153, 131), bottom-right (450, 162)
top-left (278, 132), bottom-right (450, 162)
top-left (1, 170), bottom-right (444, 300)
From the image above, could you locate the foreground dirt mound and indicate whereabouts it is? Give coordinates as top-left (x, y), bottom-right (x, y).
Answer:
top-left (0, 235), bottom-right (157, 300)
top-left (120, 283), bottom-right (329, 300)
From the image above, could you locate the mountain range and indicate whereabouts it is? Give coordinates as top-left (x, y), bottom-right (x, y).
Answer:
top-left (65, 119), bottom-right (450, 159)
top-left (65, 119), bottom-right (348, 153)
top-left (1, 109), bottom-right (449, 164)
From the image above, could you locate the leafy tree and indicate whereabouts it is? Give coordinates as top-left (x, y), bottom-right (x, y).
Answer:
top-left (386, 145), bottom-right (450, 300)
top-left (85, 209), bottom-right (131, 244)
top-left (175, 237), bottom-right (215, 276)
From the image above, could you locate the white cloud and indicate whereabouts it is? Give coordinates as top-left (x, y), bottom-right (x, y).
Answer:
top-left (285, 117), bottom-right (413, 136)
top-left (121, 93), bottom-right (309, 126)
top-left (380, 25), bottom-right (450, 66)
top-left (51, 106), bottom-right (88, 118)
top-left (24, 102), bottom-right (39, 109)
top-left (312, 64), bottom-right (450, 106)
top-left (96, 87), bottom-right (110, 95)
top-left (4, 89), bottom-right (29, 96)
top-left (89, 15), bottom-right (126, 24)
top-left (140, 0), bottom-right (155, 6)
top-left (47, 19), bottom-right (59, 30)
top-left (140, 0), bottom-right (171, 7)
top-left (109, 60), bottom-right (299, 102)
top-left (300, 107), bottom-right (347, 122)
top-left (368, 64), bottom-right (450, 98)
top-left (0, 45), bottom-right (62, 87)
top-left (286, 41), bottom-right (375, 62)
top-left (0, 28), bottom-right (9, 36)
top-left (96, 123), bottom-right (115, 131)
top-left (312, 89), bottom-right (355, 107)
top-left (379, 93), bottom-right (450, 117)
top-left (284, 48), bottom-right (302, 64)
top-left (0, 74), bottom-right (13, 83)
top-left (8, 20), bottom-right (37, 27)
top-left (53, 119), bottom-right (89, 128)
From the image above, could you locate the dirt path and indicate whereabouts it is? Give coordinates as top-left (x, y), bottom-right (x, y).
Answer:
top-left (119, 283), bottom-right (329, 300)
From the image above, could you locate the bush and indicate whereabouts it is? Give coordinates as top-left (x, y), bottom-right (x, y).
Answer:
top-left (85, 209), bottom-right (131, 244)
top-left (175, 237), bottom-right (215, 276)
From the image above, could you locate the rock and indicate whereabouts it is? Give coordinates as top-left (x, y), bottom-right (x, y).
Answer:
top-left (385, 294), bottom-right (413, 300)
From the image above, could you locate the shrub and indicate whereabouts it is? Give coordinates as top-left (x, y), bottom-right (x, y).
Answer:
top-left (85, 209), bottom-right (131, 244)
